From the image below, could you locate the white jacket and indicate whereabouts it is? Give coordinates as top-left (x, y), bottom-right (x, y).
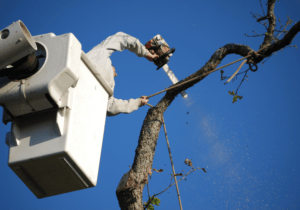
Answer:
top-left (86, 32), bottom-right (149, 116)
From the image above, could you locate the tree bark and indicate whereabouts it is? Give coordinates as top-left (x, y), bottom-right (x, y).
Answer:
top-left (116, 1), bottom-right (300, 209)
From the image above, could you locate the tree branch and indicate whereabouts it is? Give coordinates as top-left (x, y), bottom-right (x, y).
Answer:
top-left (159, 44), bottom-right (253, 105)
top-left (257, 15), bottom-right (270, 22)
top-left (116, 2), bottom-right (300, 207)
top-left (251, 12), bottom-right (268, 30)
top-left (261, 0), bottom-right (277, 47)
top-left (257, 21), bottom-right (300, 62)
top-left (115, 43), bottom-right (253, 209)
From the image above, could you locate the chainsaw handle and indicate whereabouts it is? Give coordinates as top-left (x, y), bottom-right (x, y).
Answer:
top-left (155, 48), bottom-right (175, 70)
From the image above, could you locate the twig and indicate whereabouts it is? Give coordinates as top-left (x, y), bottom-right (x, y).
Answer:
top-left (257, 15), bottom-right (270, 22)
top-left (259, 0), bottom-right (266, 16)
top-left (245, 33), bottom-right (265, 37)
top-left (145, 167), bottom-right (198, 210)
top-left (251, 12), bottom-right (263, 20)
top-left (221, 69), bottom-right (249, 81)
top-left (284, 45), bottom-right (297, 49)
top-left (155, 168), bottom-right (198, 197)
top-left (276, 18), bottom-right (294, 40)
top-left (261, 54), bottom-right (273, 66)
top-left (144, 178), bottom-right (173, 210)
top-left (274, 29), bottom-right (288, 33)
top-left (251, 12), bottom-right (268, 30)
top-left (235, 69), bottom-right (250, 95)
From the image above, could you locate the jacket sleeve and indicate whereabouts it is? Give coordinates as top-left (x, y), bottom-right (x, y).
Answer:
top-left (101, 32), bottom-right (149, 58)
top-left (107, 96), bottom-right (141, 117)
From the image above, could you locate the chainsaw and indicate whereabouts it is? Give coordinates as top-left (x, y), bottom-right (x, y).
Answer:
top-left (145, 35), bottom-right (187, 98)
top-left (145, 35), bottom-right (175, 70)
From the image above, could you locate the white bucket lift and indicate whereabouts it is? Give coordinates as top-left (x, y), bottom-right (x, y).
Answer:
top-left (0, 21), bottom-right (113, 198)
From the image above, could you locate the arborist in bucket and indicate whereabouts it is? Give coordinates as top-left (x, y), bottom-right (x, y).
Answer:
top-left (86, 32), bottom-right (158, 116)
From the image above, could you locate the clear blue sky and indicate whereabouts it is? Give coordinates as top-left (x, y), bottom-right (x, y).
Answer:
top-left (0, 0), bottom-right (300, 209)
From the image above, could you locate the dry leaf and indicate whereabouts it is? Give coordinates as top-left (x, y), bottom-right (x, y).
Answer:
top-left (153, 168), bottom-right (163, 173)
top-left (184, 159), bottom-right (193, 166)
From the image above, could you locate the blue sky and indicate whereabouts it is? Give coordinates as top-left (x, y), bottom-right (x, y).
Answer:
top-left (0, 0), bottom-right (300, 209)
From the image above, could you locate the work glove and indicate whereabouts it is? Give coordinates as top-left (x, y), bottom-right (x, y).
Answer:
top-left (139, 96), bottom-right (149, 106)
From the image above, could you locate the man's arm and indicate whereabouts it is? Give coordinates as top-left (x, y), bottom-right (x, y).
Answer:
top-left (107, 96), bottom-right (148, 117)
top-left (103, 32), bottom-right (155, 58)
top-left (86, 32), bottom-right (157, 90)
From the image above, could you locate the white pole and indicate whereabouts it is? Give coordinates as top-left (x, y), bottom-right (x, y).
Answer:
top-left (162, 64), bottom-right (188, 98)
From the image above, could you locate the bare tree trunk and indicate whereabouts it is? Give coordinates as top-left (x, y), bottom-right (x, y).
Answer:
top-left (116, 1), bottom-right (300, 209)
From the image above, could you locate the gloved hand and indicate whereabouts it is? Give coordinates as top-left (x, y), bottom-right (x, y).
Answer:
top-left (146, 51), bottom-right (159, 61)
top-left (139, 96), bottom-right (149, 106)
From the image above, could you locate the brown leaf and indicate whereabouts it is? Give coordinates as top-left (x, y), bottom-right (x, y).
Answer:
top-left (202, 168), bottom-right (207, 173)
top-left (153, 168), bottom-right (163, 173)
top-left (184, 159), bottom-right (193, 166)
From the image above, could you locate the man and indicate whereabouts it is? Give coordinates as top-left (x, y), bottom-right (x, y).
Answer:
top-left (86, 32), bottom-right (158, 116)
